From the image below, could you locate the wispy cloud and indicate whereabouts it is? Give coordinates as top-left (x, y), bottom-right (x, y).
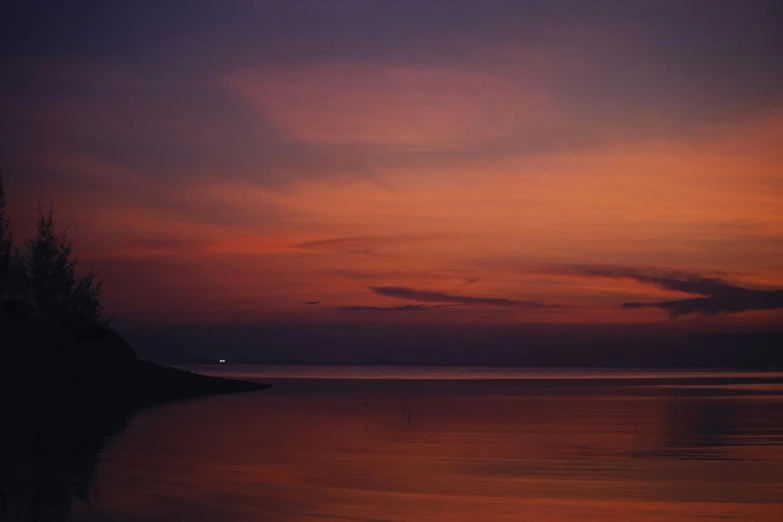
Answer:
top-left (567, 265), bottom-right (783, 317)
top-left (296, 236), bottom-right (392, 256)
top-left (296, 235), bottom-right (442, 257)
top-left (338, 304), bottom-right (455, 313)
top-left (370, 286), bottom-right (558, 308)
top-left (621, 292), bottom-right (783, 317)
top-left (224, 65), bottom-right (544, 150)
top-left (568, 266), bottom-right (741, 297)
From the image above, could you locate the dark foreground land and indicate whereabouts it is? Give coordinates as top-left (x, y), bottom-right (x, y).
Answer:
top-left (0, 365), bottom-right (269, 522)
top-left (3, 360), bottom-right (270, 405)
top-left (1, 314), bottom-right (269, 405)
top-left (0, 315), bottom-right (269, 521)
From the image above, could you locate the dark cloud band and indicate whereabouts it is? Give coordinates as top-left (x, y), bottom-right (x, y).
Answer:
top-left (370, 286), bottom-right (558, 308)
top-left (568, 265), bottom-right (783, 317)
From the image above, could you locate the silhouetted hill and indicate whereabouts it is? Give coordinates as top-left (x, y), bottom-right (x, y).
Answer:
top-left (0, 314), bottom-right (270, 403)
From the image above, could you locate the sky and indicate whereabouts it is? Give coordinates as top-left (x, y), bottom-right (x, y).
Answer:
top-left (2, 1), bottom-right (783, 362)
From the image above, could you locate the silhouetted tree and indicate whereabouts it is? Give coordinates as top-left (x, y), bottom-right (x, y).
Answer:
top-left (71, 269), bottom-right (105, 326)
top-left (25, 207), bottom-right (106, 327)
top-left (26, 208), bottom-right (75, 322)
top-left (0, 175), bottom-right (12, 295)
top-left (9, 246), bottom-right (27, 294)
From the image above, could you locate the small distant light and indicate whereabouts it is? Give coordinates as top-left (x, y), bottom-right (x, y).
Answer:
top-left (219, 359), bottom-right (226, 363)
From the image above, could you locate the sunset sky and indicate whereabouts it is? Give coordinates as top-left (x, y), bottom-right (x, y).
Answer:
top-left (2, 1), bottom-right (782, 361)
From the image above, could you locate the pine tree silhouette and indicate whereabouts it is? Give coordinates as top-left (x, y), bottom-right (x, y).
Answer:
top-left (26, 208), bottom-right (76, 322)
top-left (72, 269), bottom-right (106, 326)
top-left (1, 176), bottom-right (107, 326)
top-left (25, 207), bottom-right (106, 327)
top-left (0, 175), bottom-right (12, 295)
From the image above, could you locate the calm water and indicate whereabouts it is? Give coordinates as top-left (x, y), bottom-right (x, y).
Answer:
top-left (51, 367), bottom-right (783, 520)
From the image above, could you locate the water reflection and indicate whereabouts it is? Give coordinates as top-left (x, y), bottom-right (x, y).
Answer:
top-left (0, 395), bottom-right (137, 521)
top-left (85, 373), bottom-right (783, 521)
top-left (652, 396), bottom-right (783, 460)
top-left (4, 371), bottom-right (783, 521)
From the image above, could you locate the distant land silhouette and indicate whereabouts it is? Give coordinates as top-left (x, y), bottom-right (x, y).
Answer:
top-left (130, 321), bottom-right (783, 369)
top-left (362, 356), bottom-right (406, 366)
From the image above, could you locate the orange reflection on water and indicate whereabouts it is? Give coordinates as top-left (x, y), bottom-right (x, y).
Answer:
top-left (77, 372), bottom-right (783, 521)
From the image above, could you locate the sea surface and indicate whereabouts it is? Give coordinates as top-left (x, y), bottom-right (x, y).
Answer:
top-left (30, 366), bottom-right (783, 520)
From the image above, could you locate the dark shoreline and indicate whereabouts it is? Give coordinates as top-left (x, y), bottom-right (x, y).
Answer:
top-left (1, 315), bottom-right (271, 408)
top-left (4, 361), bottom-right (271, 408)
top-left (1, 361), bottom-right (270, 522)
